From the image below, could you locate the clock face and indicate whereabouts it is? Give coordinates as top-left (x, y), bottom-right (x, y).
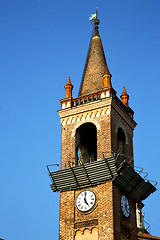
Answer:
top-left (121, 195), bottom-right (130, 218)
top-left (76, 190), bottom-right (96, 212)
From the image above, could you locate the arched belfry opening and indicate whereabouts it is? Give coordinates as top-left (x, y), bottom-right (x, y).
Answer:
top-left (117, 127), bottom-right (126, 166)
top-left (75, 123), bottom-right (97, 165)
top-left (117, 127), bottom-right (126, 154)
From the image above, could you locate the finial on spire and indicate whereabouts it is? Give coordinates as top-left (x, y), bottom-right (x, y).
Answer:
top-left (121, 87), bottom-right (129, 107)
top-left (64, 76), bottom-right (73, 98)
top-left (89, 6), bottom-right (100, 36)
top-left (89, 5), bottom-right (98, 21)
top-left (96, 5), bottom-right (98, 18)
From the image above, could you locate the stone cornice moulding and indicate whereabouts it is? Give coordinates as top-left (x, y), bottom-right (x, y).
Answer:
top-left (58, 98), bottom-right (112, 119)
top-left (111, 99), bottom-right (137, 130)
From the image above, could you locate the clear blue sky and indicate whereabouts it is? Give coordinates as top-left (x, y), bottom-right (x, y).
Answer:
top-left (0, 0), bottom-right (160, 239)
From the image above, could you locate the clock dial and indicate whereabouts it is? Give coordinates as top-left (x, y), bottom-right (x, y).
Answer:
top-left (121, 195), bottom-right (130, 218)
top-left (76, 190), bottom-right (96, 212)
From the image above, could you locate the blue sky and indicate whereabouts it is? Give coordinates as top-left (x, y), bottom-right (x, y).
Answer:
top-left (0, 0), bottom-right (160, 239)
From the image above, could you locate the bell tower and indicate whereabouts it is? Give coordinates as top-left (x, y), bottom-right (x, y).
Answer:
top-left (48, 16), bottom-right (156, 240)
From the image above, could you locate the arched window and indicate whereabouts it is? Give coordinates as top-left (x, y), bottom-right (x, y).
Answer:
top-left (117, 127), bottom-right (126, 166)
top-left (75, 123), bottom-right (97, 165)
top-left (117, 127), bottom-right (126, 154)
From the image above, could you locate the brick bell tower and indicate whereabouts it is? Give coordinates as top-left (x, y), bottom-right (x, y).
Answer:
top-left (48, 16), bottom-right (156, 240)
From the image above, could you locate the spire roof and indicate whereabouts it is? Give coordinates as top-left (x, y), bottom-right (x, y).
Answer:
top-left (79, 18), bottom-right (111, 96)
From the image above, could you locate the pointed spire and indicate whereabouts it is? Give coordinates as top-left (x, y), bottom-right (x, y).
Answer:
top-left (121, 87), bottom-right (129, 107)
top-left (64, 76), bottom-right (73, 98)
top-left (103, 66), bottom-right (112, 88)
top-left (78, 18), bottom-right (111, 96)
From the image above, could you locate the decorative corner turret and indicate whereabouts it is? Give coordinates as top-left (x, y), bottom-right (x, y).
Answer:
top-left (121, 86), bottom-right (129, 107)
top-left (60, 76), bottom-right (73, 110)
top-left (64, 76), bottom-right (73, 98)
top-left (103, 66), bottom-right (112, 88)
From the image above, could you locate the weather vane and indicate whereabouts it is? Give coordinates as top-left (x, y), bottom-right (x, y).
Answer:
top-left (89, 5), bottom-right (98, 22)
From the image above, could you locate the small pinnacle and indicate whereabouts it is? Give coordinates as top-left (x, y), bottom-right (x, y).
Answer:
top-left (66, 76), bottom-right (72, 86)
top-left (64, 76), bottom-right (73, 98)
top-left (104, 66), bottom-right (111, 76)
top-left (121, 87), bottom-right (129, 107)
top-left (122, 87), bottom-right (128, 96)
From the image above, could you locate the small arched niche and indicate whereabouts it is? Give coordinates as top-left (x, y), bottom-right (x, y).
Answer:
top-left (75, 228), bottom-right (98, 240)
top-left (75, 123), bottom-right (97, 165)
top-left (117, 127), bottom-right (126, 166)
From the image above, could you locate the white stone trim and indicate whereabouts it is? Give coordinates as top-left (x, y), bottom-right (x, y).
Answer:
top-left (61, 107), bottom-right (110, 126)
top-left (71, 119), bottom-right (101, 137)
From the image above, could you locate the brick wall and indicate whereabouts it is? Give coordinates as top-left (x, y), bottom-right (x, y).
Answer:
top-left (59, 182), bottom-right (138, 239)
top-left (58, 96), bottom-right (137, 240)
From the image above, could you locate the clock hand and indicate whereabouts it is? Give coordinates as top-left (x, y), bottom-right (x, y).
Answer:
top-left (84, 191), bottom-right (89, 206)
top-left (84, 198), bottom-right (89, 206)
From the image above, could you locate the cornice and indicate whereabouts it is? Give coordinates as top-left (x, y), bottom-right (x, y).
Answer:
top-left (111, 99), bottom-right (137, 130)
top-left (58, 97), bottom-right (112, 119)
